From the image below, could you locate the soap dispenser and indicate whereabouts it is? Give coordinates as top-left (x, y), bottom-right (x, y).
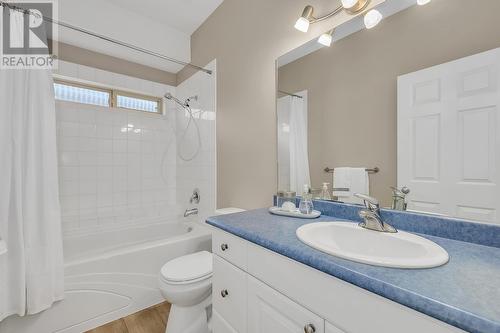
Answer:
top-left (391, 186), bottom-right (410, 211)
top-left (320, 183), bottom-right (332, 201)
top-left (299, 184), bottom-right (314, 215)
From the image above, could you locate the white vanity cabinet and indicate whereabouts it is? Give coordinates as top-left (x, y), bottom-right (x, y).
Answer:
top-left (247, 275), bottom-right (325, 333)
top-left (211, 228), bottom-right (465, 333)
top-left (213, 310), bottom-right (239, 333)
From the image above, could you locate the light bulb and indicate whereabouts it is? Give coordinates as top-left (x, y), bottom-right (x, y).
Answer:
top-left (341, 0), bottom-right (358, 9)
top-left (318, 32), bottom-right (333, 47)
top-left (294, 17), bottom-right (310, 32)
top-left (417, 0), bottom-right (431, 5)
top-left (364, 9), bottom-right (383, 29)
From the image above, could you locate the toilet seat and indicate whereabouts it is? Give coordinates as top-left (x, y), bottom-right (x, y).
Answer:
top-left (160, 251), bottom-right (213, 285)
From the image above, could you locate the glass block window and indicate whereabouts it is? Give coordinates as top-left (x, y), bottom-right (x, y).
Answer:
top-left (54, 80), bottom-right (162, 114)
top-left (115, 93), bottom-right (161, 113)
top-left (54, 82), bottom-right (111, 107)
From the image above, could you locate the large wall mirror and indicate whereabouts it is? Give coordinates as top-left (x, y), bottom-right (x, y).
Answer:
top-left (276, 0), bottom-right (500, 224)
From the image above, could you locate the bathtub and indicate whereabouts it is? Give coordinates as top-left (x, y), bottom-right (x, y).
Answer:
top-left (1, 221), bottom-right (211, 333)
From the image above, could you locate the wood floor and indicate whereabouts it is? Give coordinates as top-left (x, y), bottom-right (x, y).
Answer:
top-left (86, 302), bottom-right (171, 333)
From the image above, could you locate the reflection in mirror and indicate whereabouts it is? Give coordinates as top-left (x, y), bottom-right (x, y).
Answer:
top-left (276, 0), bottom-right (500, 224)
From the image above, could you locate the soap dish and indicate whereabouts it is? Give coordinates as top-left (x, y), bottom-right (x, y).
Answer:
top-left (269, 207), bottom-right (321, 219)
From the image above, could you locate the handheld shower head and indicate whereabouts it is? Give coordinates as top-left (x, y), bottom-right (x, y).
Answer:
top-left (164, 92), bottom-right (198, 108)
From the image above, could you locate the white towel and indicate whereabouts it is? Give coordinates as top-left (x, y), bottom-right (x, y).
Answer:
top-left (333, 167), bottom-right (369, 204)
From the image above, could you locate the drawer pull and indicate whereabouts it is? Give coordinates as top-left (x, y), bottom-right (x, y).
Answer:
top-left (304, 324), bottom-right (316, 333)
top-left (220, 243), bottom-right (229, 251)
top-left (220, 289), bottom-right (229, 298)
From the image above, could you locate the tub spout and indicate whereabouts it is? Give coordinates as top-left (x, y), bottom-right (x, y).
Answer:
top-left (184, 208), bottom-right (198, 217)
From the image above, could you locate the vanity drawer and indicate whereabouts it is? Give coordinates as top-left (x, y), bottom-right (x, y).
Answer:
top-left (213, 255), bottom-right (247, 333)
top-left (212, 229), bottom-right (247, 270)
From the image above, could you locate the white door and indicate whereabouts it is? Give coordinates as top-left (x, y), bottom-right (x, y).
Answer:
top-left (398, 48), bottom-right (500, 223)
top-left (247, 275), bottom-right (324, 333)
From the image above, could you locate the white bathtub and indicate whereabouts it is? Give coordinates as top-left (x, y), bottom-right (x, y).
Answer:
top-left (1, 221), bottom-right (211, 333)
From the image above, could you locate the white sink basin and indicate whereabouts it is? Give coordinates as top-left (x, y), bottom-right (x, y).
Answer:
top-left (296, 222), bottom-right (449, 269)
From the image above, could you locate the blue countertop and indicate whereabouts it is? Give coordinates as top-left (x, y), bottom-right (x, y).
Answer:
top-left (206, 208), bottom-right (500, 333)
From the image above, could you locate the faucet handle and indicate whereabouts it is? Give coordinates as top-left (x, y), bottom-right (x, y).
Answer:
top-left (354, 193), bottom-right (380, 212)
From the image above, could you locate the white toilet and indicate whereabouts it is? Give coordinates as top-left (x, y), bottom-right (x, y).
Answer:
top-left (159, 208), bottom-right (245, 333)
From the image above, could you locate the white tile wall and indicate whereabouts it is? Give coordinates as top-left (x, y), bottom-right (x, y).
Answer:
top-left (175, 60), bottom-right (217, 222)
top-left (54, 61), bottom-right (180, 235)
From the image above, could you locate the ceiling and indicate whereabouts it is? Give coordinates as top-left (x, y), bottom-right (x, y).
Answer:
top-left (57, 0), bottom-right (223, 73)
top-left (105, 0), bottom-right (224, 35)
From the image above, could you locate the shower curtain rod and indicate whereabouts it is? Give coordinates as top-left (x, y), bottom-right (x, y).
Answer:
top-left (278, 90), bottom-right (303, 99)
top-left (0, 1), bottom-right (213, 75)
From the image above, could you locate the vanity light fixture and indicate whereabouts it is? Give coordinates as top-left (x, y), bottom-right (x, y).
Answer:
top-left (318, 29), bottom-right (334, 47)
top-left (341, 0), bottom-right (359, 9)
top-left (417, 0), bottom-right (431, 5)
top-left (364, 9), bottom-right (383, 29)
top-left (294, 5), bottom-right (314, 32)
top-left (294, 0), bottom-right (369, 33)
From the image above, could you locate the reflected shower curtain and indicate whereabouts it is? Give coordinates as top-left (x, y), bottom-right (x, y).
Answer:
top-left (280, 94), bottom-right (311, 193)
top-left (289, 95), bottom-right (311, 193)
top-left (0, 9), bottom-right (64, 321)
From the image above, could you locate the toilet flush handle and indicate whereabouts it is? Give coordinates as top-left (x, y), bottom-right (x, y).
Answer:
top-left (221, 289), bottom-right (229, 298)
top-left (221, 243), bottom-right (229, 251)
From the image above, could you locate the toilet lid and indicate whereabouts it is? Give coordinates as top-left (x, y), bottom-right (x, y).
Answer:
top-left (160, 251), bottom-right (213, 283)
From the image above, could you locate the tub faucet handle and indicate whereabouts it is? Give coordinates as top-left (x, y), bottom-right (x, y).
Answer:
top-left (190, 188), bottom-right (200, 204)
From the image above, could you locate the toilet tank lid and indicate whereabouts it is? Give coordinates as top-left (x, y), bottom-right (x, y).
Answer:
top-left (214, 208), bottom-right (246, 215)
top-left (161, 251), bottom-right (212, 283)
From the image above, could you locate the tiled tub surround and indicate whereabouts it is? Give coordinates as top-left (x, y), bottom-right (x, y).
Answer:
top-left (206, 201), bottom-right (500, 333)
top-left (175, 60), bottom-right (217, 223)
top-left (56, 102), bottom-right (178, 234)
top-left (54, 60), bottom-right (180, 235)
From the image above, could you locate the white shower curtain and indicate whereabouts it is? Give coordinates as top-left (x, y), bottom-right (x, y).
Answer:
top-left (0, 9), bottom-right (64, 321)
top-left (285, 93), bottom-right (311, 193)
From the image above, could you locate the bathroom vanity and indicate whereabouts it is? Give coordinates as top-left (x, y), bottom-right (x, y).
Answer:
top-left (206, 204), bottom-right (500, 333)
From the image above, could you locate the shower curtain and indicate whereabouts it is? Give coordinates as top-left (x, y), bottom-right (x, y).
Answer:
top-left (278, 93), bottom-right (311, 193)
top-left (0, 9), bottom-right (64, 321)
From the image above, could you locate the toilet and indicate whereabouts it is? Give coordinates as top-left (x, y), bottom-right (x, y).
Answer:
top-left (159, 208), bottom-right (245, 333)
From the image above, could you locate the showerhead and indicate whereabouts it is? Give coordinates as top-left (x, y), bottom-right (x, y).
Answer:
top-left (164, 92), bottom-right (198, 108)
top-left (164, 92), bottom-right (187, 108)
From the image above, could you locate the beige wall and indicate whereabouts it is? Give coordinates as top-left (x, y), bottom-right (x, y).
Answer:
top-left (55, 41), bottom-right (177, 86)
top-left (179, 0), bottom-right (362, 209)
top-left (278, 0), bottom-right (500, 206)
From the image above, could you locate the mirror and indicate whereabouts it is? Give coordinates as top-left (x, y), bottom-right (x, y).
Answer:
top-left (276, 0), bottom-right (500, 223)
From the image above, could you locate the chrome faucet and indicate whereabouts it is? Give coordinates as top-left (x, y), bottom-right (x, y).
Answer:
top-left (184, 208), bottom-right (198, 217)
top-left (354, 193), bottom-right (397, 233)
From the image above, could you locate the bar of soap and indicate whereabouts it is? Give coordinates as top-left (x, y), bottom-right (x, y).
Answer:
top-left (281, 202), bottom-right (297, 212)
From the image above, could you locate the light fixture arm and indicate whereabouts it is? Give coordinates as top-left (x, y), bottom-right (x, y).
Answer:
top-left (301, 0), bottom-right (371, 26)
top-left (309, 5), bottom-right (344, 24)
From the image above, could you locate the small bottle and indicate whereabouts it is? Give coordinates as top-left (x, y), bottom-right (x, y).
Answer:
top-left (320, 183), bottom-right (332, 201)
top-left (299, 184), bottom-right (314, 215)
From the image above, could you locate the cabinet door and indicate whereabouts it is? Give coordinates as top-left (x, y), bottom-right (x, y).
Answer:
top-left (213, 255), bottom-right (247, 332)
top-left (247, 275), bottom-right (324, 333)
top-left (213, 310), bottom-right (239, 333)
top-left (325, 321), bottom-right (346, 333)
